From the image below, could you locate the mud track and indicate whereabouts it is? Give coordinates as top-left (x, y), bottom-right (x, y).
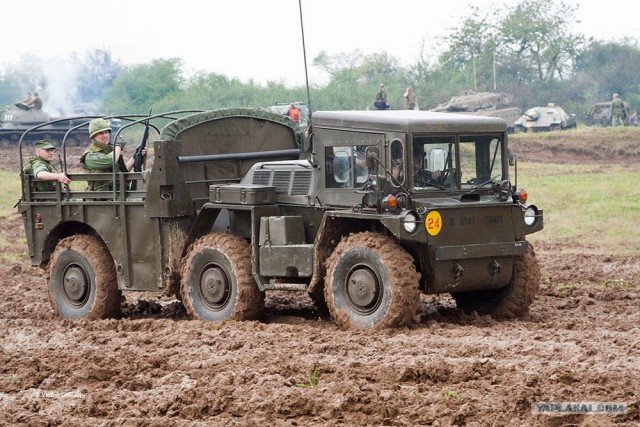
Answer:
top-left (1, 132), bottom-right (639, 425)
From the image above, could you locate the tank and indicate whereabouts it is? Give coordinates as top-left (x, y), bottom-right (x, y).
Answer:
top-left (0, 104), bottom-right (106, 147)
top-left (430, 90), bottom-right (522, 133)
top-left (513, 104), bottom-right (577, 132)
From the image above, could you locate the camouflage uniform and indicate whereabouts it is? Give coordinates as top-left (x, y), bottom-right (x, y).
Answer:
top-left (611, 94), bottom-right (626, 127)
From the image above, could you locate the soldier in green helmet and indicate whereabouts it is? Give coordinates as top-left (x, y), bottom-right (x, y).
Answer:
top-left (80, 118), bottom-right (141, 191)
top-left (23, 139), bottom-right (71, 192)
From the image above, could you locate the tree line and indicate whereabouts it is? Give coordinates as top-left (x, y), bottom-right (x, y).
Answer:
top-left (2, 0), bottom-right (640, 121)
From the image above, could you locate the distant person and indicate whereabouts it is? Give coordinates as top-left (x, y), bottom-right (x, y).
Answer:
top-left (27, 92), bottom-right (43, 110)
top-left (287, 103), bottom-right (301, 124)
top-left (403, 87), bottom-right (418, 110)
top-left (629, 110), bottom-right (638, 126)
top-left (80, 118), bottom-right (138, 191)
top-left (374, 83), bottom-right (389, 110)
top-left (610, 93), bottom-right (627, 126)
top-left (23, 139), bottom-right (70, 192)
top-left (15, 92), bottom-right (32, 110)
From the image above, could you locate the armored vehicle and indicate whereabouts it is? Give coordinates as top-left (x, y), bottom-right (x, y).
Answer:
top-left (514, 104), bottom-right (577, 132)
top-left (0, 104), bottom-right (112, 147)
top-left (430, 90), bottom-right (522, 133)
top-left (17, 108), bottom-right (543, 329)
top-left (585, 102), bottom-right (612, 127)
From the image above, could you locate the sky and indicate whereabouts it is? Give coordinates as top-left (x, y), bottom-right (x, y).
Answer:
top-left (3, 0), bottom-right (640, 88)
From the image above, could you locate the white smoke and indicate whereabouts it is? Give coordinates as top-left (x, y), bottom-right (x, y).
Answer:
top-left (41, 57), bottom-right (82, 117)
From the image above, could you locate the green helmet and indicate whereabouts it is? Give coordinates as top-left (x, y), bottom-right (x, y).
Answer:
top-left (89, 118), bottom-right (112, 138)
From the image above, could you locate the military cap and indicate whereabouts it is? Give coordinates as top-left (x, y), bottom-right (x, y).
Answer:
top-left (35, 140), bottom-right (56, 150)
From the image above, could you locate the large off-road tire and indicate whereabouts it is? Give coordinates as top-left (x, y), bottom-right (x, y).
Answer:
top-left (48, 235), bottom-right (121, 319)
top-left (324, 232), bottom-right (420, 329)
top-left (451, 242), bottom-right (540, 319)
top-left (180, 233), bottom-right (264, 322)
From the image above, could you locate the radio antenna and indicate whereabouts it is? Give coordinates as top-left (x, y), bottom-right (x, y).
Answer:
top-left (298, 0), bottom-right (312, 120)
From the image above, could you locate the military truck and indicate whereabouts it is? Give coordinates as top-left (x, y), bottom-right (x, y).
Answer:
top-left (430, 90), bottom-right (522, 133)
top-left (585, 102), bottom-right (612, 127)
top-left (17, 108), bottom-right (543, 329)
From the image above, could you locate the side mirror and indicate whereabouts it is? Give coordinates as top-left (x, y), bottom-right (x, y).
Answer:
top-left (365, 146), bottom-right (379, 170)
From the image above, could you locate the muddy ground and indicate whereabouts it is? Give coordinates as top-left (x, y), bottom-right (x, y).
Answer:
top-left (0, 129), bottom-right (639, 426)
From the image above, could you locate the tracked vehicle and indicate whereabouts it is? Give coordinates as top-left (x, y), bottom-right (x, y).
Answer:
top-left (430, 90), bottom-right (522, 133)
top-left (17, 108), bottom-right (543, 329)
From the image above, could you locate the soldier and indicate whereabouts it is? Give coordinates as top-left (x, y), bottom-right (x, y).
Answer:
top-left (15, 92), bottom-right (32, 110)
top-left (23, 140), bottom-right (70, 192)
top-left (27, 92), bottom-right (43, 110)
top-left (80, 118), bottom-right (136, 191)
top-left (403, 87), bottom-right (418, 110)
top-left (374, 83), bottom-right (389, 110)
top-left (610, 93), bottom-right (627, 126)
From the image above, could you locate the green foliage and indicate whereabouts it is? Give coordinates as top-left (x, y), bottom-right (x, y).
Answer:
top-left (0, 170), bottom-right (21, 217)
top-left (295, 366), bottom-right (318, 388)
top-left (104, 58), bottom-right (185, 113)
top-left (443, 387), bottom-right (459, 399)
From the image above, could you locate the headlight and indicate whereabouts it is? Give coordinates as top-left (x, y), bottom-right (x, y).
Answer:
top-left (403, 211), bottom-right (419, 233)
top-left (524, 205), bottom-right (539, 227)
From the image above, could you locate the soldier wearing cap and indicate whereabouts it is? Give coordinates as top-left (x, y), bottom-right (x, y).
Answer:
top-left (375, 83), bottom-right (389, 110)
top-left (24, 140), bottom-right (71, 192)
top-left (80, 118), bottom-right (138, 191)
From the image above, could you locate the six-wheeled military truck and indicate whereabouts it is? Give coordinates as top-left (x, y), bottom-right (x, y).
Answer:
top-left (17, 108), bottom-right (543, 329)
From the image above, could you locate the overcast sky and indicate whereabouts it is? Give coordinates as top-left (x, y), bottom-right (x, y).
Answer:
top-left (4, 0), bottom-right (640, 87)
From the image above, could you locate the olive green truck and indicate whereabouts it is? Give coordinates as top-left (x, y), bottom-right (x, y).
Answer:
top-left (17, 108), bottom-right (543, 329)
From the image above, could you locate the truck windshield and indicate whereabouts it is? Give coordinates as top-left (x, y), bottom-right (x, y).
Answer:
top-left (412, 135), bottom-right (504, 190)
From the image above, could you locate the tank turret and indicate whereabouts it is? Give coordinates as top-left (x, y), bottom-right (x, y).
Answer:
top-left (430, 90), bottom-right (521, 133)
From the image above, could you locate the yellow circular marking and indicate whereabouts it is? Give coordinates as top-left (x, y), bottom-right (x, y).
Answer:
top-left (425, 211), bottom-right (442, 236)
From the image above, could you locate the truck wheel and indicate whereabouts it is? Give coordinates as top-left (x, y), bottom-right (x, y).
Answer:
top-left (451, 243), bottom-right (540, 319)
top-left (180, 233), bottom-right (263, 321)
top-left (48, 235), bottom-right (121, 319)
top-left (324, 232), bottom-right (420, 329)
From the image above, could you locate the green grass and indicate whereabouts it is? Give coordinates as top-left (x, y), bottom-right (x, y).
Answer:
top-left (516, 163), bottom-right (640, 255)
top-left (0, 170), bottom-right (22, 217)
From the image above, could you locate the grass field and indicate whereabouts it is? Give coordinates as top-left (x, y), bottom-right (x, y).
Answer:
top-left (517, 163), bottom-right (640, 255)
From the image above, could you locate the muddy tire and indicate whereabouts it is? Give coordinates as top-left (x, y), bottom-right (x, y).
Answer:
top-left (180, 233), bottom-right (263, 322)
top-left (452, 242), bottom-right (540, 319)
top-left (324, 232), bottom-right (420, 329)
top-left (48, 235), bottom-right (121, 319)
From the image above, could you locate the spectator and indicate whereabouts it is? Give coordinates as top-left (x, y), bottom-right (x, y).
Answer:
top-left (403, 87), bottom-right (418, 110)
top-left (374, 83), bottom-right (389, 110)
top-left (287, 103), bottom-right (301, 124)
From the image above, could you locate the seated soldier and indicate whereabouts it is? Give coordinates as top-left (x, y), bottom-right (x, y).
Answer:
top-left (412, 149), bottom-right (442, 186)
top-left (23, 139), bottom-right (71, 195)
top-left (80, 118), bottom-right (134, 191)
